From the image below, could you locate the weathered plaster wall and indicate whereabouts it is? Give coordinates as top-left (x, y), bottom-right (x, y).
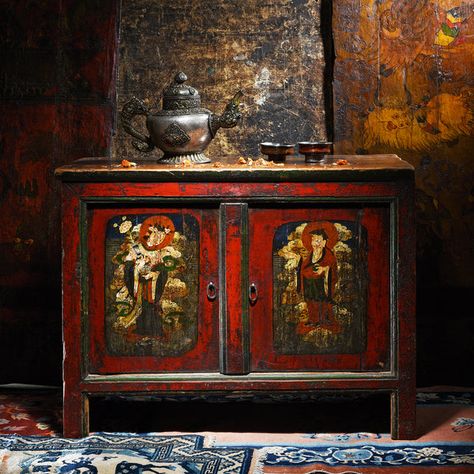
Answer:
top-left (113, 0), bottom-right (330, 160)
top-left (0, 0), bottom-right (118, 384)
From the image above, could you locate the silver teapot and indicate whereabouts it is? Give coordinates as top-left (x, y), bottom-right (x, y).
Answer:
top-left (121, 72), bottom-right (242, 164)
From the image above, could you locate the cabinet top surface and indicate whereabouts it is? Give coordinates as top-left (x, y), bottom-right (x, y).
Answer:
top-left (55, 154), bottom-right (414, 182)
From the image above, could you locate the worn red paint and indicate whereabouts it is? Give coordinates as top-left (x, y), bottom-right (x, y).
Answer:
top-left (58, 156), bottom-right (416, 439)
top-left (248, 206), bottom-right (390, 372)
top-left (88, 207), bottom-right (220, 374)
top-left (221, 203), bottom-right (249, 375)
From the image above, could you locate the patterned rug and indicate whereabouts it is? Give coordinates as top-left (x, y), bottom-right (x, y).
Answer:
top-left (0, 433), bottom-right (252, 473)
top-left (0, 388), bottom-right (473, 473)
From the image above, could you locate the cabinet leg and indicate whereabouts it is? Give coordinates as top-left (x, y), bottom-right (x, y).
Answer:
top-left (391, 390), bottom-right (417, 440)
top-left (63, 392), bottom-right (89, 438)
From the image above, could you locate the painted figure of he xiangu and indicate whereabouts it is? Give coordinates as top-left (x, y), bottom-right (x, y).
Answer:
top-left (273, 220), bottom-right (367, 355)
top-left (105, 213), bottom-right (199, 356)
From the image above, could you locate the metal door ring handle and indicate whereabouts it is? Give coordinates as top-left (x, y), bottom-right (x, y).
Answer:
top-left (207, 282), bottom-right (217, 301)
top-left (249, 283), bottom-right (258, 304)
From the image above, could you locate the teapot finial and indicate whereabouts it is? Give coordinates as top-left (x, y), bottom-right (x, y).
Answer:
top-left (162, 72), bottom-right (199, 108)
top-left (175, 72), bottom-right (188, 84)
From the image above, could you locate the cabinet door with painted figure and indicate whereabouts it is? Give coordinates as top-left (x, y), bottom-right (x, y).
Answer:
top-left (86, 206), bottom-right (220, 374)
top-left (248, 205), bottom-right (391, 373)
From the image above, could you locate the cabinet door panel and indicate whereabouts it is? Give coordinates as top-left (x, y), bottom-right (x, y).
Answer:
top-left (248, 206), bottom-right (390, 372)
top-left (87, 206), bottom-right (219, 374)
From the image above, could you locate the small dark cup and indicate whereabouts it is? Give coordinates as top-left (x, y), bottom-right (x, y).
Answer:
top-left (260, 142), bottom-right (295, 162)
top-left (298, 142), bottom-right (333, 163)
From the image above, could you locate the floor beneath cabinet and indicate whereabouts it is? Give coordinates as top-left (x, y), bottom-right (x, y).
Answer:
top-left (0, 386), bottom-right (473, 473)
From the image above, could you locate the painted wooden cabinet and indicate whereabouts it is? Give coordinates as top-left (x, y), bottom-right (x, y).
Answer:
top-left (56, 154), bottom-right (416, 439)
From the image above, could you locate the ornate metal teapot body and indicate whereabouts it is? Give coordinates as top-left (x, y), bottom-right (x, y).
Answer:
top-left (121, 72), bottom-right (242, 164)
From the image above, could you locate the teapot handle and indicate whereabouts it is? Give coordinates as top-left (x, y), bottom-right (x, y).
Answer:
top-left (120, 97), bottom-right (155, 152)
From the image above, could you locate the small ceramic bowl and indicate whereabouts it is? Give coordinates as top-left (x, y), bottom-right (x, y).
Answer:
top-left (298, 142), bottom-right (333, 163)
top-left (260, 142), bottom-right (295, 162)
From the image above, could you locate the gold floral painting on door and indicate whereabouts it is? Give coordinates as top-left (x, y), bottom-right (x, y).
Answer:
top-left (273, 220), bottom-right (368, 355)
top-left (104, 213), bottom-right (199, 357)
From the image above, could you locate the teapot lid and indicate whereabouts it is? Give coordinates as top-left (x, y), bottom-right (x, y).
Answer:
top-left (163, 72), bottom-right (201, 110)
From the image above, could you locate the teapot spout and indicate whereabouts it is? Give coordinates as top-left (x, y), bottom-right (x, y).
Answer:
top-left (210, 90), bottom-right (243, 136)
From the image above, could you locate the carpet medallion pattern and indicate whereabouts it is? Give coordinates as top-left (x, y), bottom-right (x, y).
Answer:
top-left (259, 444), bottom-right (474, 467)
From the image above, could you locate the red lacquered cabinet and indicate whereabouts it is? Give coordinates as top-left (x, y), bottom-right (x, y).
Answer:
top-left (56, 154), bottom-right (416, 438)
